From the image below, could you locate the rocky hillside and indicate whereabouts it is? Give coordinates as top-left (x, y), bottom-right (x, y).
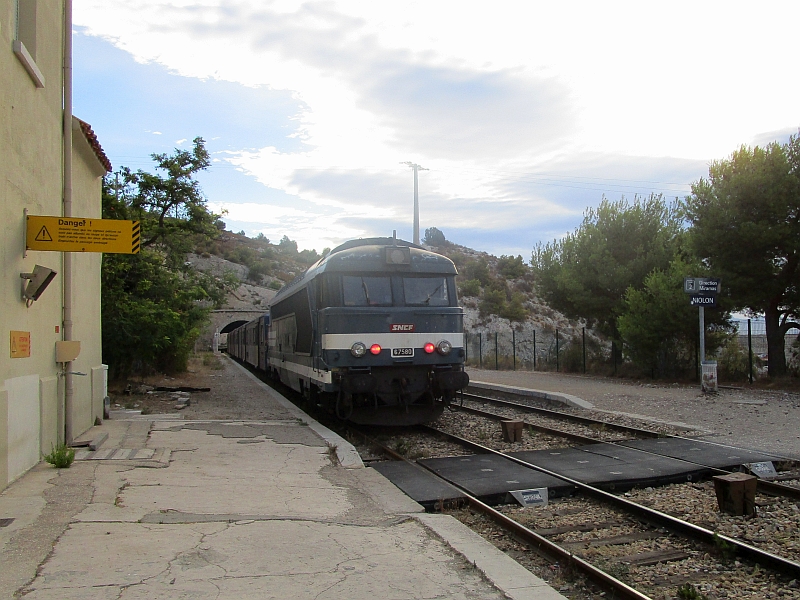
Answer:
top-left (191, 232), bottom-right (604, 369)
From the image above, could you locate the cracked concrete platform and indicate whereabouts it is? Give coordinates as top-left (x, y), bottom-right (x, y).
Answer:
top-left (1, 360), bottom-right (566, 600)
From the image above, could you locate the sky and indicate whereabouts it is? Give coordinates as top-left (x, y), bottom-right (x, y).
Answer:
top-left (72, 1), bottom-right (800, 257)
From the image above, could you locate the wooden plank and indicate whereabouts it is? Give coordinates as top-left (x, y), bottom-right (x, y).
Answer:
top-left (535, 520), bottom-right (626, 536)
top-left (614, 549), bottom-right (690, 566)
top-left (560, 531), bottom-right (664, 549)
top-left (89, 433), bottom-right (108, 451)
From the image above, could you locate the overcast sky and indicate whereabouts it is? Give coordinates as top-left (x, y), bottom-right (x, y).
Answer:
top-left (73, 1), bottom-right (800, 257)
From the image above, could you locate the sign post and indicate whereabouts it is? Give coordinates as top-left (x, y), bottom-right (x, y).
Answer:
top-left (684, 277), bottom-right (720, 391)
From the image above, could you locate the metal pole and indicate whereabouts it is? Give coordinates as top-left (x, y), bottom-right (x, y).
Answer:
top-left (413, 166), bottom-right (419, 244)
top-left (512, 329), bottom-right (516, 371)
top-left (402, 162), bottom-right (427, 244)
top-left (63, 0), bottom-right (75, 444)
top-left (582, 327), bottom-right (586, 374)
top-left (533, 330), bottom-right (536, 370)
top-left (699, 306), bottom-right (705, 367)
top-left (479, 333), bottom-right (482, 369)
top-left (748, 319), bottom-right (753, 384)
top-left (464, 332), bottom-right (468, 364)
top-left (556, 329), bottom-right (560, 372)
top-left (495, 332), bottom-right (498, 370)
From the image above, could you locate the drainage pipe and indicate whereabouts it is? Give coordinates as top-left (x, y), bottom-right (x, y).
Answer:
top-left (62, 0), bottom-right (74, 443)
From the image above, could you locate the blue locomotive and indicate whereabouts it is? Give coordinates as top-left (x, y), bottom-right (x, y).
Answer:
top-left (227, 236), bottom-right (469, 425)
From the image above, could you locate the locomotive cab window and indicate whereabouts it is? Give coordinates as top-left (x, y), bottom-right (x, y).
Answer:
top-left (342, 276), bottom-right (392, 306)
top-left (403, 276), bottom-right (450, 306)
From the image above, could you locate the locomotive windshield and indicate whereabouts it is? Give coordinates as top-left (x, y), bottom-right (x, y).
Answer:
top-left (342, 275), bottom-right (393, 306)
top-left (403, 276), bottom-right (450, 306)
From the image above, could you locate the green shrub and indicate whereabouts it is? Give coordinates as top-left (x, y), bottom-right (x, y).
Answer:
top-left (459, 279), bottom-right (481, 297)
top-left (44, 443), bottom-right (75, 468)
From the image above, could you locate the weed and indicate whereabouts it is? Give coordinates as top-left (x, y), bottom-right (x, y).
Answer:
top-left (677, 583), bottom-right (709, 600)
top-left (599, 561), bottom-right (629, 580)
top-left (44, 443), bottom-right (75, 468)
top-left (140, 405), bottom-right (152, 415)
top-left (326, 442), bottom-right (340, 465)
top-left (393, 439), bottom-right (412, 456)
top-left (713, 533), bottom-right (737, 561)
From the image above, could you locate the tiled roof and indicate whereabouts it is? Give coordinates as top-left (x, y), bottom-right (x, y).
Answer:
top-left (76, 118), bottom-right (112, 172)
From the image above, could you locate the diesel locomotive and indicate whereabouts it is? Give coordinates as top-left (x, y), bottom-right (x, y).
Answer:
top-left (227, 236), bottom-right (469, 425)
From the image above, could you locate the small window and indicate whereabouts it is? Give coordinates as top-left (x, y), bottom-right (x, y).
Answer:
top-left (403, 277), bottom-right (450, 306)
top-left (342, 276), bottom-right (392, 306)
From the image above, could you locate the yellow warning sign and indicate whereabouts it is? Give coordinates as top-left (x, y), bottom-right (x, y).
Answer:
top-left (26, 215), bottom-right (140, 254)
top-left (10, 331), bottom-right (31, 359)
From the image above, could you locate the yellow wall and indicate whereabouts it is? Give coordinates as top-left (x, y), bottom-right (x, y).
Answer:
top-left (1, 1), bottom-right (107, 489)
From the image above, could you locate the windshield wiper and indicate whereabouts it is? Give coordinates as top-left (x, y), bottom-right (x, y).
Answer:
top-left (361, 277), bottom-right (371, 304)
top-left (424, 281), bottom-right (444, 304)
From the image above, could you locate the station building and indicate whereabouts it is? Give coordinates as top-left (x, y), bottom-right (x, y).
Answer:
top-left (1, 0), bottom-right (110, 490)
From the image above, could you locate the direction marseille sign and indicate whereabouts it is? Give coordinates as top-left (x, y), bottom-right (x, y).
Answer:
top-left (683, 277), bottom-right (721, 294)
top-left (26, 215), bottom-right (140, 254)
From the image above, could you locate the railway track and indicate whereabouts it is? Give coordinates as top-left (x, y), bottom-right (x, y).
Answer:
top-left (360, 423), bottom-right (800, 600)
top-left (455, 392), bottom-right (800, 502)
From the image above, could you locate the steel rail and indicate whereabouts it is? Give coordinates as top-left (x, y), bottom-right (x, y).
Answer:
top-left (353, 427), bottom-right (654, 600)
top-left (462, 392), bottom-right (800, 501)
top-left (461, 391), bottom-right (662, 437)
top-left (455, 403), bottom-right (604, 445)
top-left (421, 425), bottom-right (800, 580)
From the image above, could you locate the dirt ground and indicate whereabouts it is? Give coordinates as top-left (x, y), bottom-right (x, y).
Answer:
top-left (108, 354), bottom-right (800, 460)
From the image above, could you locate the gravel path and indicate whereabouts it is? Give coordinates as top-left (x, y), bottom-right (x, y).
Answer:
top-left (467, 368), bottom-right (800, 460)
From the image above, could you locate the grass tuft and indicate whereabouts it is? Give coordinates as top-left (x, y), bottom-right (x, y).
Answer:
top-left (44, 443), bottom-right (75, 469)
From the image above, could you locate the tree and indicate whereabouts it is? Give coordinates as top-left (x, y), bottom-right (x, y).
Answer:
top-left (109, 137), bottom-right (217, 268)
top-left (685, 135), bottom-right (800, 376)
top-left (101, 138), bottom-right (234, 377)
top-left (531, 194), bottom-right (683, 340)
top-left (497, 255), bottom-right (528, 279)
top-left (618, 258), bottom-right (730, 377)
top-left (423, 227), bottom-right (446, 246)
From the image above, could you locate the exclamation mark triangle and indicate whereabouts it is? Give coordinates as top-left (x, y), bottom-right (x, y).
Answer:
top-left (35, 226), bottom-right (53, 242)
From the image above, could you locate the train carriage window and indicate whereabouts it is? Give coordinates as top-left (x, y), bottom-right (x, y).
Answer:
top-left (342, 276), bottom-right (392, 306)
top-left (403, 276), bottom-right (450, 306)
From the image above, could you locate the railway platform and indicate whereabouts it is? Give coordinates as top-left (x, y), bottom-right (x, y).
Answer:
top-left (0, 359), bottom-right (566, 600)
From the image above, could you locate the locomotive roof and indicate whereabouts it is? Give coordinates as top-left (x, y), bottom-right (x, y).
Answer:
top-left (271, 237), bottom-right (457, 303)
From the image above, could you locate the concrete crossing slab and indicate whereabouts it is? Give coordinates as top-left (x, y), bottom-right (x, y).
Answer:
top-left (618, 437), bottom-right (783, 469)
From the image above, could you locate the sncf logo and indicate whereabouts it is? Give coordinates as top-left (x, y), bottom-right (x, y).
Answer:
top-left (390, 324), bottom-right (415, 332)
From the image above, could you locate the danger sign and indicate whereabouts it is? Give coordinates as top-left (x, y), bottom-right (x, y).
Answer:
top-left (26, 215), bottom-right (140, 254)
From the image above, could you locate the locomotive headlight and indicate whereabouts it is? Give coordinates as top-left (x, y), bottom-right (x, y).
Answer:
top-left (370, 344), bottom-right (382, 355)
top-left (423, 342), bottom-right (436, 354)
top-left (436, 340), bottom-right (452, 356)
top-left (350, 342), bottom-right (367, 357)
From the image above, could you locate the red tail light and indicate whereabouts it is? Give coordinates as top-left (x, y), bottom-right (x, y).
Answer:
top-left (370, 344), bottom-right (382, 355)
top-left (423, 342), bottom-right (436, 354)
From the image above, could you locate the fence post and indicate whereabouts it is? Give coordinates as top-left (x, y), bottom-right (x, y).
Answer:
top-left (612, 340), bottom-right (616, 376)
top-left (556, 329), bottom-right (560, 372)
top-left (479, 333), bottom-right (482, 369)
top-left (533, 330), bottom-right (536, 371)
top-left (748, 318), bottom-right (753, 384)
top-left (582, 327), bottom-right (586, 374)
top-left (495, 332), bottom-right (499, 370)
top-left (512, 328), bottom-right (516, 371)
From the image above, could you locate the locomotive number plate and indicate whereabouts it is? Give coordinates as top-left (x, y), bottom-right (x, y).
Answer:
top-left (391, 347), bottom-right (414, 357)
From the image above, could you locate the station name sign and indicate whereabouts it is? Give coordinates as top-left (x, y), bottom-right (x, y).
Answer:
top-left (26, 215), bottom-right (140, 254)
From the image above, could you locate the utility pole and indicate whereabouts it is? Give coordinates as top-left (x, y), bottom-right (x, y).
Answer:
top-left (401, 162), bottom-right (428, 244)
